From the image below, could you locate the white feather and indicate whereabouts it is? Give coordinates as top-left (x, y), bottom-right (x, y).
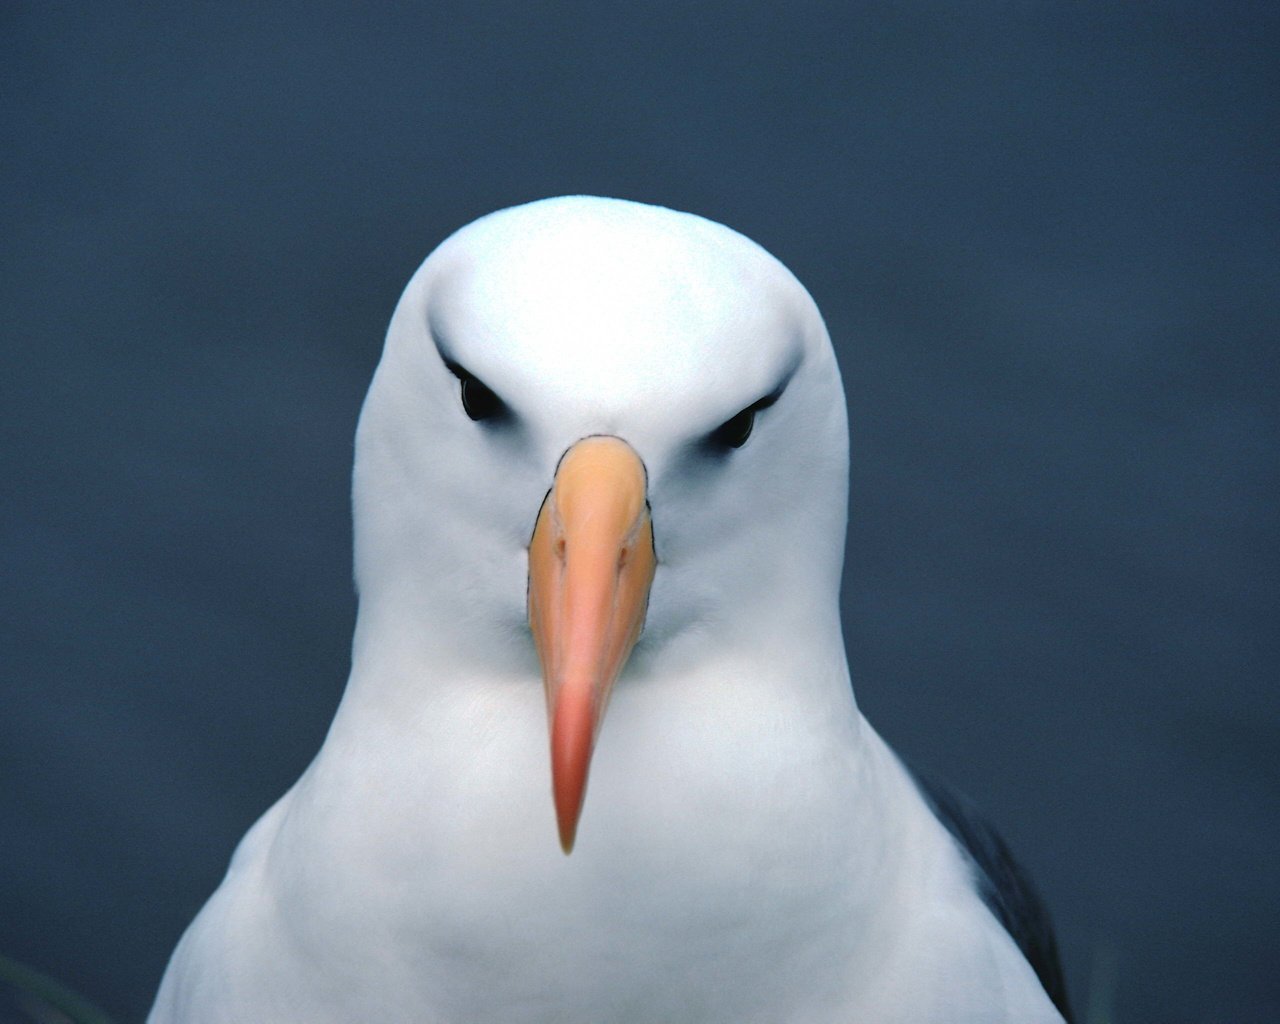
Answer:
top-left (150, 197), bottom-right (1063, 1023)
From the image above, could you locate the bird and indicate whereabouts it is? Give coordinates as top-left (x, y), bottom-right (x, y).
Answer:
top-left (149, 196), bottom-right (1071, 1023)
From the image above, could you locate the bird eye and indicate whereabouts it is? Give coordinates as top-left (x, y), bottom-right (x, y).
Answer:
top-left (708, 393), bottom-right (779, 450)
top-left (446, 362), bottom-right (506, 422)
top-left (460, 375), bottom-right (503, 421)
top-left (711, 407), bottom-right (757, 449)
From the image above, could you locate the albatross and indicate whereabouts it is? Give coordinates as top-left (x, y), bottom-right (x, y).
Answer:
top-left (150, 196), bottom-right (1071, 1023)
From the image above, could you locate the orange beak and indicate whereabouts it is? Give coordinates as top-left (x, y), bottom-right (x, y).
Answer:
top-left (528, 436), bottom-right (656, 853)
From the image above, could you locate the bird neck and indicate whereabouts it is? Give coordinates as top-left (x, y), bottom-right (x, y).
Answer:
top-left (299, 621), bottom-right (943, 1024)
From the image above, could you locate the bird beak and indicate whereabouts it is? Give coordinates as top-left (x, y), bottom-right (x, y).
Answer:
top-left (528, 436), bottom-right (656, 853)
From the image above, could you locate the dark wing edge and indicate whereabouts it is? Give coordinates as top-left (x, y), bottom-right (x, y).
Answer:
top-left (908, 766), bottom-right (1074, 1023)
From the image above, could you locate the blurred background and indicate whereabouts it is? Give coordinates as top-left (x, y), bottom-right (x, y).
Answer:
top-left (2, 3), bottom-right (1275, 1021)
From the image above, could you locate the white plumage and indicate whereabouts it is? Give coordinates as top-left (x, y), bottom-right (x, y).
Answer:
top-left (150, 196), bottom-right (1065, 1023)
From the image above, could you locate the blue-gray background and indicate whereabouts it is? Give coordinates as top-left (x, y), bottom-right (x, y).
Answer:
top-left (2, 4), bottom-right (1275, 1022)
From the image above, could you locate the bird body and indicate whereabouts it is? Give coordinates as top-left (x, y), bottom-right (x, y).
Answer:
top-left (150, 197), bottom-right (1067, 1023)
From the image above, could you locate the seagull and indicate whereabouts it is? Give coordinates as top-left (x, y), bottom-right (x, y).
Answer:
top-left (149, 196), bottom-right (1071, 1023)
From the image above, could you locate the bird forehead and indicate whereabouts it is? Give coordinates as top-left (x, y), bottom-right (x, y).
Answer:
top-left (426, 201), bottom-right (803, 412)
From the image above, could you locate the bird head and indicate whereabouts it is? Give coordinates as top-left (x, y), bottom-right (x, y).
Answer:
top-left (351, 196), bottom-right (848, 851)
